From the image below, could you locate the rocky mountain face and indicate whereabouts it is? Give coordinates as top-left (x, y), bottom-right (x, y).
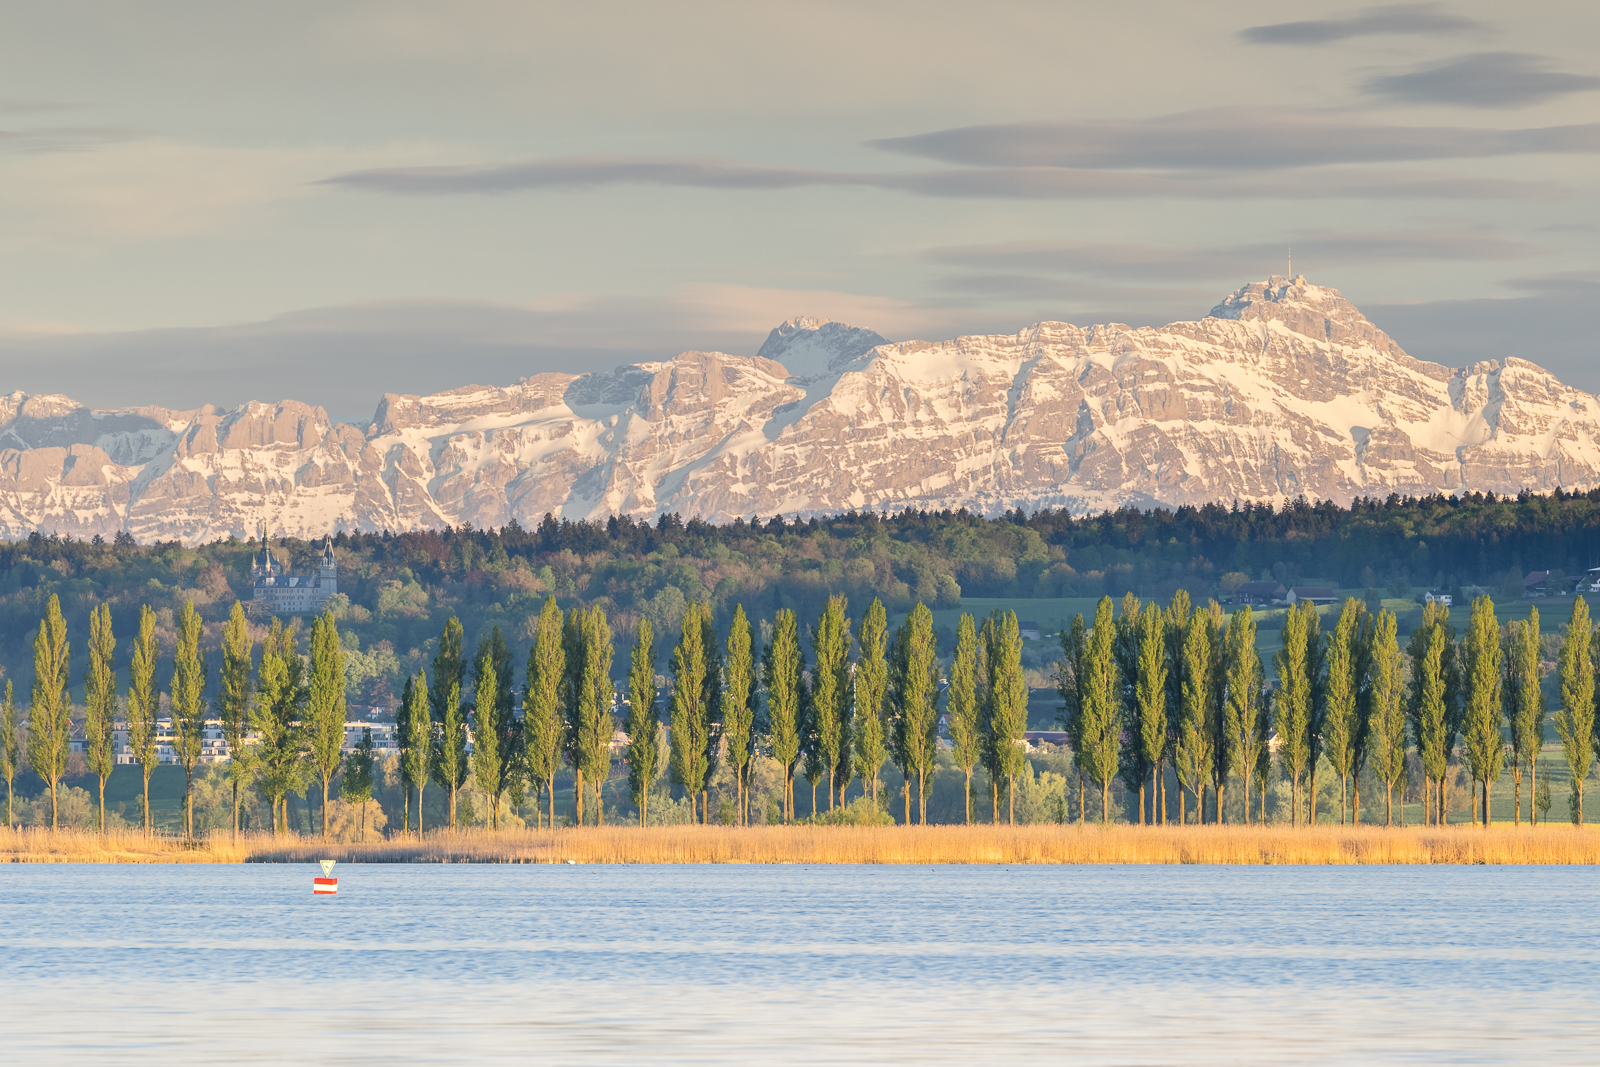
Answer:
top-left (3, 277), bottom-right (1597, 545)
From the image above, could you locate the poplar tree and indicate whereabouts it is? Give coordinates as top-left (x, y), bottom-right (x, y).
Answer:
top-left (892, 602), bottom-right (940, 825)
top-left (1057, 613), bottom-right (1088, 824)
top-left (853, 598), bottom-right (889, 804)
top-left (84, 602), bottom-right (118, 833)
top-left (949, 613), bottom-right (981, 824)
top-left (1224, 607), bottom-right (1266, 825)
top-left (0, 681), bottom-right (17, 826)
top-left (1366, 609), bottom-right (1407, 825)
top-left (401, 673), bottom-right (432, 833)
top-left (1175, 608), bottom-right (1214, 824)
top-left (1322, 598), bottom-right (1364, 825)
top-left (473, 627), bottom-right (516, 823)
top-left (1206, 604), bottom-right (1232, 824)
top-left (984, 610), bottom-right (1028, 825)
top-left (1133, 603), bottom-right (1168, 826)
top-left (627, 618), bottom-right (659, 826)
top-left (1273, 603), bottom-right (1313, 826)
top-left (431, 616), bottom-right (466, 735)
top-left (1555, 596), bottom-right (1594, 825)
top-left (764, 608), bottom-right (803, 822)
top-left (169, 600), bottom-right (210, 838)
top-left (28, 594), bottom-right (71, 829)
top-left (1461, 595), bottom-right (1505, 828)
top-left (523, 597), bottom-right (566, 829)
top-left (1161, 591), bottom-right (1192, 823)
top-left (472, 649), bottom-right (502, 828)
top-left (1506, 608), bottom-right (1545, 826)
top-left (1409, 606), bottom-right (1450, 826)
top-left (340, 727), bottom-right (376, 841)
top-left (252, 619), bottom-right (306, 835)
top-left (126, 605), bottom-right (160, 832)
top-left (721, 606), bottom-right (755, 825)
top-left (306, 611), bottom-right (348, 840)
top-left (434, 680), bottom-right (467, 829)
top-left (217, 601), bottom-right (254, 839)
top-left (810, 595), bottom-right (852, 810)
top-left (573, 607), bottom-right (615, 825)
top-left (1112, 593), bottom-right (1146, 821)
top-left (669, 601), bottom-right (711, 823)
top-left (1078, 597), bottom-right (1121, 823)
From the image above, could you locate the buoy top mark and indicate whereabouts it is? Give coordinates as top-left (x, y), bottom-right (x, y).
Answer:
top-left (320, 859), bottom-right (336, 877)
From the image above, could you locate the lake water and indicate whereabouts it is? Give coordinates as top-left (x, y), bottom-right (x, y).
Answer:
top-left (1, 863), bottom-right (1594, 1063)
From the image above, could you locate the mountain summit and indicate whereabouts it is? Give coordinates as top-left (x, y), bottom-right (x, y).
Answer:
top-left (1, 278), bottom-right (1596, 544)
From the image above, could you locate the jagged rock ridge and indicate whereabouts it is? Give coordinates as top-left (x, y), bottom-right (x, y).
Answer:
top-left (2, 276), bottom-right (1597, 545)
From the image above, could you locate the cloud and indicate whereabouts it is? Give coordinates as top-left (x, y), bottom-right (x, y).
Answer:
top-left (1240, 3), bottom-right (1480, 45)
top-left (0, 287), bottom-right (986, 420)
top-left (1365, 273), bottom-right (1600, 392)
top-left (1364, 52), bottom-right (1600, 109)
top-left (0, 125), bottom-right (143, 153)
top-left (924, 227), bottom-right (1543, 286)
top-left (322, 152), bottom-right (1567, 203)
top-left (871, 107), bottom-right (1600, 171)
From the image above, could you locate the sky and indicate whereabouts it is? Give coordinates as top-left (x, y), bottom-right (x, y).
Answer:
top-left (0, 0), bottom-right (1596, 423)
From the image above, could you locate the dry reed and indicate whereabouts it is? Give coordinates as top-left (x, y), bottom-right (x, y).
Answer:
top-left (0, 827), bottom-right (254, 863)
top-left (242, 824), bottom-right (1600, 866)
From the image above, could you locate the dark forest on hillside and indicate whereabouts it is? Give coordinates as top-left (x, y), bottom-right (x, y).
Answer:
top-left (0, 488), bottom-right (1597, 704)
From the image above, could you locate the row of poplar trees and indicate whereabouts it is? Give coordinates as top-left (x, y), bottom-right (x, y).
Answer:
top-left (1059, 589), bottom-right (1582, 827)
top-left (391, 594), bottom-right (1034, 829)
top-left (3, 595), bottom-right (355, 838)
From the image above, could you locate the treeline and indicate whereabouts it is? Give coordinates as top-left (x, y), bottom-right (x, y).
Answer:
top-left (0, 594), bottom-right (374, 841)
top-left (1060, 590), bottom-right (1593, 829)
top-left (2, 489), bottom-right (1600, 705)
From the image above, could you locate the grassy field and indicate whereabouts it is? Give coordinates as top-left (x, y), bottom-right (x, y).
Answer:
top-left (9, 825), bottom-right (1600, 865)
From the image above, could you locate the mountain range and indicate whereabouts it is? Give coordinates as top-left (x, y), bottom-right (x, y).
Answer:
top-left (3, 276), bottom-right (1596, 545)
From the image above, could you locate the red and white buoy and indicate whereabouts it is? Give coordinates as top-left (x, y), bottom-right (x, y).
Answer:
top-left (313, 858), bottom-right (338, 895)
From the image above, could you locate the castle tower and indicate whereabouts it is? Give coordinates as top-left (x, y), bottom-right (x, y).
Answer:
top-left (319, 536), bottom-right (337, 598)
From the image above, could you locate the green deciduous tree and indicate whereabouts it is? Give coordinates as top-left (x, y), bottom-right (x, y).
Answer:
top-left (721, 605), bottom-right (755, 825)
top-left (1461, 595), bottom-right (1505, 828)
top-left (854, 599), bottom-right (889, 806)
top-left (627, 618), bottom-right (659, 826)
top-left (1056, 613), bottom-right (1088, 824)
top-left (434, 679), bottom-right (467, 828)
top-left (28, 594), bottom-right (71, 830)
top-left (1408, 601), bottom-right (1452, 825)
top-left (169, 600), bottom-right (209, 838)
top-left (126, 606), bottom-right (160, 833)
top-left (252, 619), bottom-right (307, 835)
top-left (572, 606), bottom-right (615, 825)
top-left (1555, 596), bottom-right (1594, 825)
top-left (1132, 603), bottom-right (1168, 826)
top-left (892, 602), bottom-right (940, 825)
top-left (0, 681), bottom-right (17, 826)
top-left (1224, 607), bottom-right (1267, 825)
top-left (1274, 603), bottom-right (1314, 827)
top-left (1078, 598), bottom-right (1122, 823)
top-left (949, 613), bottom-right (981, 824)
top-left (84, 602), bottom-right (117, 834)
top-left (340, 727), bottom-right (377, 841)
top-left (217, 601), bottom-right (254, 839)
top-left (472, 647), bottom-right (503, 828)
top-left (983, 610), bottom-right (1028, 825)
top-left (472, 627), bottom-right (515, 825)
top-left (1506, 607), bottom-right (1545, 826)
top-left (1366, 610), bottom-right (1407, 825)
top-left (810, 595), bottom-right (852, 810)
top-left (764, 608), bottom-right (803, 822)
top-left (401, 673), bottom-right (432, 833)
top-left (669, 601), bottom-right (711, 824)
top-left (1322, 598), bottom-right (1365, 825)
top-left (1175, 608), bottom-right (1215, 825)
top-left (306, 611), bottom-right (348, 840)
top-left (524, 597), bottom-right (566, 829)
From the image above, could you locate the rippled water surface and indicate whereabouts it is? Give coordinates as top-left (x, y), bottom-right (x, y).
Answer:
top-left (1, 863), bottom-right (1594, 1063)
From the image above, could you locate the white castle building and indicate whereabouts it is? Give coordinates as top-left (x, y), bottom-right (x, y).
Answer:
top-left (251, 533), bottom-right (338, 616)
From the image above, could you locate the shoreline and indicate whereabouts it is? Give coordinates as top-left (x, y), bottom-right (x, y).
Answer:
top-left (4, 824), bottom-right (1600, 865)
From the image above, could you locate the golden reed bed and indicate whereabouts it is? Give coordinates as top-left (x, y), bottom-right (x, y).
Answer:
top-left (6, 824), bottom-right (1600, 865)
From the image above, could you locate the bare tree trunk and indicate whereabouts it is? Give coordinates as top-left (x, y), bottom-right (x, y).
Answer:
top-left (1138, 781), bottom-right (1146, 827)
top-left (1101, 780), bottom-right (1109, 824)
top-left (1217, 782), bottom-right (1226, 826)
top-left (322, 778), bottom-right (330, 840)
top-left (964, 769), bottom-right (972, 825)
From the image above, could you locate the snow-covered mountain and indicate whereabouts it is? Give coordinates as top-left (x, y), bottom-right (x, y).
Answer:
top-left (4, 276), bottom-right (1597, 545)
